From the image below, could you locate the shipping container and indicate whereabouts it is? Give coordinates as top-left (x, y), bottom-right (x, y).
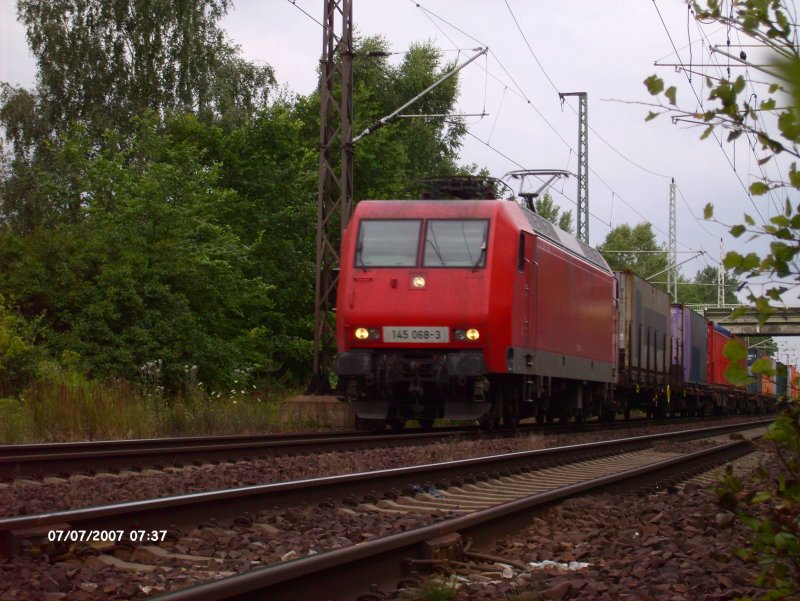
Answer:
top-left (616, 271), bottom-right (671, 387)
top-left (761, 356), bottom-right (776, 396)
top-left (707, 323), bottom-right (746, 387)
top-left (776, 362), bottom-right (788, 398)
top-left (746, 350), bottom-right (763, 396)
top-left (670, 304), bottom-right (708, 385)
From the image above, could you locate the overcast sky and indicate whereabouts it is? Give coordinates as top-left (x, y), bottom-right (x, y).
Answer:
top-left (2, 0), bottom-right (799, 357)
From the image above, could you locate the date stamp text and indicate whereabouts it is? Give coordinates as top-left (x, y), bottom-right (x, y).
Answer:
top-left (47, 529), bottom-right (169, 543)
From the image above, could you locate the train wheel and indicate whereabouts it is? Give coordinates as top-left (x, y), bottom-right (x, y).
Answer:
top-left (623, 407), bottom-right (631, 421)
top-left (419, 418), bottom-right (435, 431)
top-left (355, 416), bottom-right (386, 431)
top-left (503, 406), bottom-right (520, 430)
top-left (479, 415), bottom-right (499, 432)
top-left (389, 419), bottom-right (406, 432)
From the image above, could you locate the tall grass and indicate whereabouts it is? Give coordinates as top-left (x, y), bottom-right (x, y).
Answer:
top-left (0, 371), bottom-right (322, 443)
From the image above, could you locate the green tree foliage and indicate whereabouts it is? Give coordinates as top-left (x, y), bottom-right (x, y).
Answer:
top-left (0, 293), bottom-right (38, 396)
top-left (0, 7), bottom-right (468, 393)
top-left (678, 266), bottom-right (741, 305)
top-left (0, 0), bottom-right (275, 233)
top-left (534, 191), bottom-right (574, 234)
top-left (5, 0), bottom-right (273, 152)
top-left (597, 222), bottom-right (668, 282)
top-left (346, 37), bottom-right (465, 199)
top-left (0, 117), bottom-right (275, 390)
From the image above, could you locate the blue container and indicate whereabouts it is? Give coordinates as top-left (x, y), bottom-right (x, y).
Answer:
top-left (746, 351), bottom-right (763, 395)
top-left (776, 361), bottom-right (788, 398)
top-left (670, 305), bottom-right (708, 385)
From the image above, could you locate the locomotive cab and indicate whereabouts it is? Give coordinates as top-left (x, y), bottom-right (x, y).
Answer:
top-left (335, 201), bottom-right (496, 427)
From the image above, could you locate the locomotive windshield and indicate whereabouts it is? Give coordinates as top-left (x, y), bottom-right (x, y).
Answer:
top-left (355, 219), bottom-right (421, 267)
top-left (424, 219), bottom-right (488, 268)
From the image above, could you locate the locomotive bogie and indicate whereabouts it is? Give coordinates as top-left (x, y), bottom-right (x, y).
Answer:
top-left (336, 349), bottom-right (491, 421)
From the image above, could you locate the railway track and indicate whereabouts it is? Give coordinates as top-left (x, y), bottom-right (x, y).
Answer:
top-left (0, 414), bottom-right (764, 482)
top-left (0, 419), bottom-right (770, 600)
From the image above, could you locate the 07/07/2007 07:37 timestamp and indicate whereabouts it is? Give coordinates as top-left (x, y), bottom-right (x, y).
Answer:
top-left (47, 529), bottom-right (169, 543)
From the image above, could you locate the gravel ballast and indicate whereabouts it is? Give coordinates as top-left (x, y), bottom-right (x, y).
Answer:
top-left (1, 418), bottom-right (762, 517)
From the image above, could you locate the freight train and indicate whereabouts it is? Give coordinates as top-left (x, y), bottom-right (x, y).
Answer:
top-left (334, 196), bottom-right (780, 429)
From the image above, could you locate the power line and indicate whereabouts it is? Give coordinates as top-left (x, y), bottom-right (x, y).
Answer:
top-left (694, 14), bottom-right (784, 216)
top-left (413, 0), bottom-right (701, 249)
top-left (458, 127), bottom-right (615, 232)
top-left (503, 0), bottom-right (560, 93)
top-left (676, 184), bottom-right (719, 238)
top-left (285, 0), bottom-right (332, 36)
top-left (504, 0), bottom-right (672, 179)
top-left (652, 0), bottom-right (768, 225)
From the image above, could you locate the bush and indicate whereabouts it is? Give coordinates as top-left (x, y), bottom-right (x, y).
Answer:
top-left (716, 402), bottom-right (800, 600)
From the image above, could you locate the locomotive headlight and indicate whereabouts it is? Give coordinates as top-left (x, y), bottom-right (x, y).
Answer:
top-left (411, 276), bottom-right (426, 288)
top-left (454, 328), bottom-right (481, 341)
top-left (354, 327), bottom-right (380, 341)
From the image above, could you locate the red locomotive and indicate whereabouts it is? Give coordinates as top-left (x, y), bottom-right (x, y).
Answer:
top-left (334, 190), bottom-right (777, 429)
top-left (334, 198), bottom-right (617, 429)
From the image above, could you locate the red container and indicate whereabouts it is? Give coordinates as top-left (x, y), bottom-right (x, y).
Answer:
top-left (707, 323), bottom-right (745, 387)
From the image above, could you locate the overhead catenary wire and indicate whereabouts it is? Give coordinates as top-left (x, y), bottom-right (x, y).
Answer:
top-left (456, 125), bottom-right (615, 233)
top-left (504, 0), bottom-right (673, 180)
top-left (692, 13), bottom-right (784, 217)
top-left (652, 0), bottom-right (768, 225)
top-left (410, 0), bottom-right (716, 255)
top-left (412, 2), bottom-right (684, 240)
top-left (288, 0), bottom-right (714, 258)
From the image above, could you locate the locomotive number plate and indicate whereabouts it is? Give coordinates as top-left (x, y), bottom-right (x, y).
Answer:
top-left (383, 326), bottom-right (449, 343)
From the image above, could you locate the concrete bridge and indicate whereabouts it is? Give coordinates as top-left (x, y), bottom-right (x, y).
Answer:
top-left (698, 305), bottom-right (800, 336)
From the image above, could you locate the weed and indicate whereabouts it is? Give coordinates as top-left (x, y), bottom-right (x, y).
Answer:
top-left (407, 576), bottom-right (459, 601)
top-left (0, 365), bottom-right (319, 442)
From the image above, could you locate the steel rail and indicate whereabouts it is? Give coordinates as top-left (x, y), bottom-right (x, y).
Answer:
top-left (0, 428), bottom-right (478, 481)
top-left (151, 436), bottom-right (757, 601)
top-left (0, 415), bottom-right (764, 481)
top-left (0, 419), bottom-right (770, 556)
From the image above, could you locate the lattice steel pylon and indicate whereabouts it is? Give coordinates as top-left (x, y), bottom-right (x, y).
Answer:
top-left (718, 239), bottom-right (725, 306)
top-left (559, 92), bottom-right (588, 244)
top-left (668, 178), bottom-right (677, 301)
top-left (308, 0), bottom-right (353, 393)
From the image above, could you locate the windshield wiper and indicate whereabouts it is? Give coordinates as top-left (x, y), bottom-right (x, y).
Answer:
top-left (425, 238), bottom-right (445, 266)
top-left (472, 240), bottom-right (487, 271)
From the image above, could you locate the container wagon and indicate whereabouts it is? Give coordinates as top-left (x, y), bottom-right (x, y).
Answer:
top-left (615, 270), bottom-right (671, 418)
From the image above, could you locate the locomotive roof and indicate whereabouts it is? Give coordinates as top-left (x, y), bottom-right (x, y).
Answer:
top-left (353, 199), bottom-right (611, 273)
top-left (521, 205), bottom-right (610, 272)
